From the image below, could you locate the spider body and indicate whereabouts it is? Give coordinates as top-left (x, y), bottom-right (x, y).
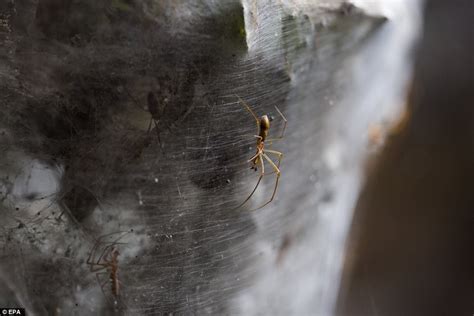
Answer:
top-left (250, 115), bottom-right (269, 171)
top-left (86, 233), bottom-right (128, 303)
top-left (108, 248), bottom-right (120, 298)
top-left (235, 95), bottom-right (287, 211)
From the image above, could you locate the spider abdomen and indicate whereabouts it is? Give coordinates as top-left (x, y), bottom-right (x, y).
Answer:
top-left (259, 115), bottom-right (270, 142)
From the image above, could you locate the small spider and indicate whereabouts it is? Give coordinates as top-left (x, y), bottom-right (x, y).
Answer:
top-left (86, 232), bottom-right (129, 304)
top-left (147, 91), bottom-right (165, 148)
top-left (234, 95), bottom-right (287, 211)
top-left (123, 86), bottom-right (166, 149)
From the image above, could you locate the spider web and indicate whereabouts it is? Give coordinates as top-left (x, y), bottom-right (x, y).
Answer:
top-left (0, 0), bottom-right (421, 315)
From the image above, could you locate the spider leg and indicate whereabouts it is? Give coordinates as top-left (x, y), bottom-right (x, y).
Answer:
top-left (89, 262), bottom-right (109, 273)
top-left (245, 137), bottom-right (263, 162)
top-left (87, 241), bottom-right (102, 266)
top-left (96, 272), bottom-right (115, 304)
top-left (146, 115), bottom-right (163, 151)
top-left (275, 106), bottom-right (287, 139)
top-left (240, 134), bottom-right (262, 139)
top-left (94, 231), bottom-right (129, 246)
top-left (94, 232), bottom-right (129, 264)
top-left (264, 149), bottom-right (283, 175)
top-left (266, 106), bottom-right (287, 141)
top-left (107, 231), bottom-right (130, 245)
top-left (247, 150), bottom-right (261, 163)
top-left (250, 153), bottom-right (280, 211)
top-left (97, 231), bottom-right (130, 251)
top-left (95, 244), bottom-right (114, 266)
top-left (234, 153), bottom-right (265, 210)
top-left (96, 272), bottom-right (109, 289)
top-left (87, 244), bottom-right (111, 269)
top-left (95, 242), bottom-right (126, 267)
top-left (89, 232), bottom-right (129, 269)
top-left (235, 94), bottom-right (260, 131)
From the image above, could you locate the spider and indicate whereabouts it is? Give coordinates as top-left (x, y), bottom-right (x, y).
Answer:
top-left (86, 232), bottom-right (129, 304)
top-left (234, 94), bottom-right (287, 211)
top-left (123, 87), bottom-right (166, 149)
top-left (147, 91), bottom-right (165, 148)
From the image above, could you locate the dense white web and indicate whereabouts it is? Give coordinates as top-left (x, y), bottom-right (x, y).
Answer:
top-left (0, 0), bottom-right (421, 315)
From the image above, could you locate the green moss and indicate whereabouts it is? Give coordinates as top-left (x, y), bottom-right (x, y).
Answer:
top-left (236, 14), bottom-right (246, 39)
top-left (218, 4), bottom-right (246, 44)
top-left (111, 0), bottom-right (133, 12)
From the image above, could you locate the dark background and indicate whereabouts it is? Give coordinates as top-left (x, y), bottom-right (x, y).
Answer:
top-left (337, 1), bottom-right (474, 315)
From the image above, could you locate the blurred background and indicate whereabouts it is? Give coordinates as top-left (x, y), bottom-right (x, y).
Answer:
top-left (337, 1), bottom-right (474, 315)
top-left (0, 0), bottom-right (472, 315)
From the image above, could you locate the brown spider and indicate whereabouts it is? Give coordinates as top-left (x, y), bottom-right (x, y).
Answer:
top-left (86, 232), bottom-right (128, 304)
top-left (234, 95), bottom-right (287, 211)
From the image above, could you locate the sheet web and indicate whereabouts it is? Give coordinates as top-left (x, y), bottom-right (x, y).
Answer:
top-left (0, 0), bottom-right (420, 315)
